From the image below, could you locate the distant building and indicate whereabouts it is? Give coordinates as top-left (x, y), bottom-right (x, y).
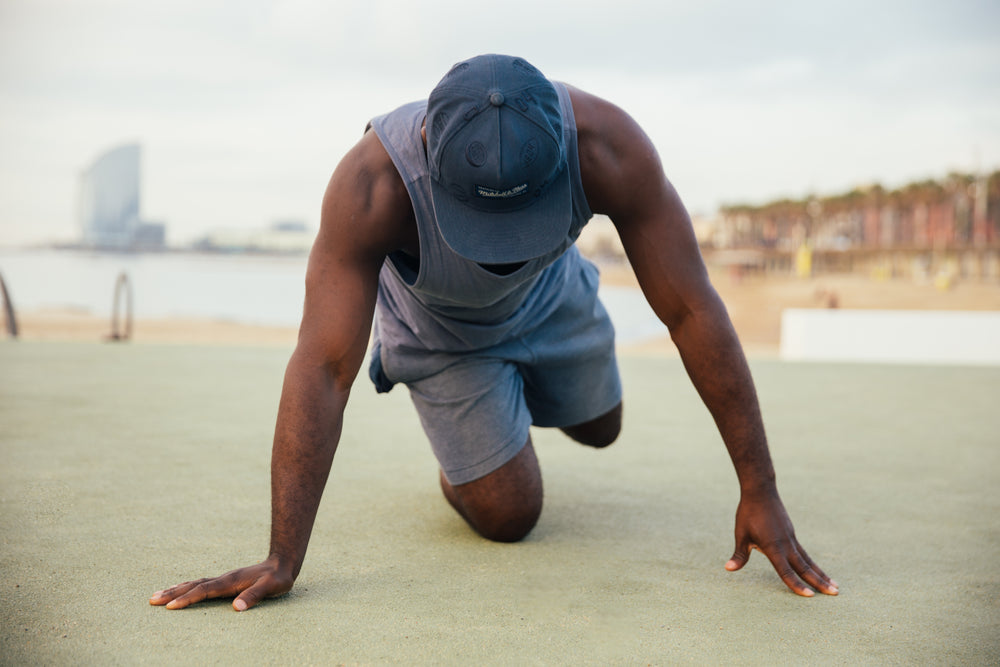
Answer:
top-left (78, 144), bottom-right (166, 251)
top-left (252, 220), bottom-right (314, 253)
top-left (193, 220), bottom-right (315, 254)
top-left (132, 220), bottom-right (167, 250)
top-left (575, 213), bottom-right (719, 264)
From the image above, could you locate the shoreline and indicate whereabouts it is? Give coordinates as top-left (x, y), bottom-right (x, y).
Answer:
top-left (5, 265), bottom-right (998, 352)
top-left (7, 309), bottom-right (300, 347)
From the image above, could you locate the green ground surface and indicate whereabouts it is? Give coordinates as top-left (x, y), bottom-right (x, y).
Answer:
top-left (1, 341), bottom-right (998, 665)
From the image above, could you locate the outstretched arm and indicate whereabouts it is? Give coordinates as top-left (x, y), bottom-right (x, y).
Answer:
top-left (150, 131), bottom-right (406, 610)
top-left (571, 87), bottom-right (837, 597)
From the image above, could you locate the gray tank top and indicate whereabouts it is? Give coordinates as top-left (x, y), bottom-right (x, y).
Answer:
top-left (369, 83), bottom-right (594, 389)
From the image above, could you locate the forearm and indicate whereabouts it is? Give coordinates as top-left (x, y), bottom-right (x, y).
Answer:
top-left (267, 351), bottom-right (350, 579)
top-left (669, 294), bottom-right (776, 494)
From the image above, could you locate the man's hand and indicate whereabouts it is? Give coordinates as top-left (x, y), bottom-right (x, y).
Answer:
top-left (149, 558), bottom-right (294, 611)
top-left (725, 490), bottom-right (839, 597)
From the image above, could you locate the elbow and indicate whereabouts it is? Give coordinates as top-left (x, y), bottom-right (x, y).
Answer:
top-left (286, 345), bottom-right (359, 400)
top-left (660, 303), bottom-right (693, 337)
top-left (662, 293), bottom-right (733, 350)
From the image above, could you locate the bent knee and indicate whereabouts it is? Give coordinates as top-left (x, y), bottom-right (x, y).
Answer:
top-left (475, 501), bottom-right (542, 543)
top-left (562, 404), bottom-right (622, 448)
top-left (441, 443), bottom-right (544, 543)
top-left (573, 426), bottom-right (621, 449)
top-left (459, 488), bottom-right (542, 543)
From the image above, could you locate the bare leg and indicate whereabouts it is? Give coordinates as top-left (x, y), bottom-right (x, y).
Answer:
top-left (438, 403), bottom-right (621, 541)
top-left (439, 438), bottom-right (543, 543)
top-left (560, 402), bottom-right (622, 448)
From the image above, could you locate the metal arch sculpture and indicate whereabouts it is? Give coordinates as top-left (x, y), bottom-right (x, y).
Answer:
top-left (0, 272), bottom-right (17, 338)
top-left (107, 272), bottom-right (133, 342)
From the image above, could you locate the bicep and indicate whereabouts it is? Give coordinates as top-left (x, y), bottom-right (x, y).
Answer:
top-left (294, 237), bottom-right (380, 392)
top-left (583, 102), bottom-right (717, 329)
top-left (292, 137), bottom-right (399, 390)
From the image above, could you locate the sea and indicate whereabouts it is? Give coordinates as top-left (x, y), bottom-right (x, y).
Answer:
top-left (0, 249), bottom-right (666, 344)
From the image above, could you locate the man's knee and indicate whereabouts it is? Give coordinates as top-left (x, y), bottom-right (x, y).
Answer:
top-left (439, 441), bottom-right (543, 543)
top-left (561, 403), bottom-right (622, 448)
top-left (464, 493), bottom-right (542, 543)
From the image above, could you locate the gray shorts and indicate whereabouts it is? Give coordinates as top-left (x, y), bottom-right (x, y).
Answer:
top-left (403, 289), bottom-right (622, 485)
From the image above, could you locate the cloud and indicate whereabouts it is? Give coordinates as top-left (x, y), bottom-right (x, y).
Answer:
top-left (1, 0), bottom-right (998, 245)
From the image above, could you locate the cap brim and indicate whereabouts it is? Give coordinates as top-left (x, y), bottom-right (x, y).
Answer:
top-left (430, 166), bottom-right (573, 265)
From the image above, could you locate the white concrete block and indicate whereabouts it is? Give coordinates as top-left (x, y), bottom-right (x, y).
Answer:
top-left (780, 309), bottom-right (1000, 365)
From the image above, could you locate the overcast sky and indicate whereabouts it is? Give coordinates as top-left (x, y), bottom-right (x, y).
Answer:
top-left (1, 0), bottom-right (998, 246)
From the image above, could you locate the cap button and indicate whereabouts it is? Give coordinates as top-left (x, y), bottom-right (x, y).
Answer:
top-left (489, 92), bottom-right (505, 107)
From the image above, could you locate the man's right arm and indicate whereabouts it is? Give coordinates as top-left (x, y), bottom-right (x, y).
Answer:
top-left (150, 131), bottom-right (407, 611)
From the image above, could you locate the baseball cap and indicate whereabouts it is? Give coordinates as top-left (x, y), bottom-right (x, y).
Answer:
top-left (426, 54), bottom-right (572, 264)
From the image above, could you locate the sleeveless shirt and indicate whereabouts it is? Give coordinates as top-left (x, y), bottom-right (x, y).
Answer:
top-left (368, 83), bottom-right (595, 391)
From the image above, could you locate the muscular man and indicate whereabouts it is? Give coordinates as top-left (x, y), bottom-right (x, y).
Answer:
top-left (151, 54), bottom-right (837, 611)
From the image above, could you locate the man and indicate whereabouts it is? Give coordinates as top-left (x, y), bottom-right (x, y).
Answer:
top-left (150, 54), bottom-right (837, 612)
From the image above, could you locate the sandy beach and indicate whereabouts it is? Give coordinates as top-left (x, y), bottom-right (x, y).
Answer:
top-left (9, 263), bottom-right (999, 353)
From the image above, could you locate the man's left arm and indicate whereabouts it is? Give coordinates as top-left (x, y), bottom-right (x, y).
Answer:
top-left (572, 87), bottom-right (837, 597)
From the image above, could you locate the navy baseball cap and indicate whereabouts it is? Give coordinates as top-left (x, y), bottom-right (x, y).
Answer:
top-left (426, 54), bottom-right (572, 264)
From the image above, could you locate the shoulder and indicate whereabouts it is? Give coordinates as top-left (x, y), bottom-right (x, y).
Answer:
top-left (317, 129), bottom-right (415, 261)
top-left (565, 85), bottom-right (664, 219)
top-left (328, 129), bottom-right (412, 228)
